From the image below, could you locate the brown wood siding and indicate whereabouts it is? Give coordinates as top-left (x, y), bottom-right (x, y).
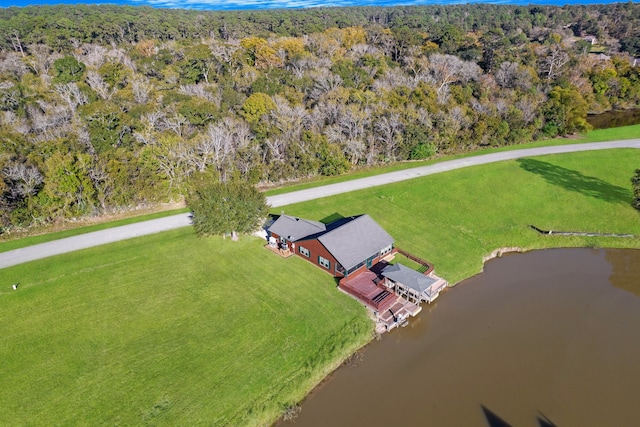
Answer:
top-left (296, 238), bottom-right (339, 275)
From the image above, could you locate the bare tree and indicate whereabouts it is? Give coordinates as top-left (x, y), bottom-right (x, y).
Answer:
top-left (325, 106), bottom-right (369, 164)
top-left (373, 68), bottom-right (416, 92)
top-left (86, 70), bottom-right (114, 100)
top-left (55, 83), bottom-right (89, 113)
top-left (427, 54), bottom-right (482, 99)
top-left (78, 44), bottom-right (109, 68)
top-left (310, 70), bottom-right (343, 101)
top-left (270, 95), bottom-right (308, 138)
top-left (27, 102), bottom-right (72, 141)
top-left (3, 162), bottom-right (43, 199)
top-left (495, 61), bottom-right (519, 89)
top-left (516, 96), bottom-right (542, 124)
top-left (179, 83), bottom-right (215, 101)
top-left (10, 31), bottom-right (25, 57)
top-left (375, 112), bottom-right (404, 160)
top-left (194, 117), bottom-right (253, 181)
top-left (130, 76), bottom-right (152, 104)
top-left (0, 51), bottom-right (29, 80)
top-left (26, 44), bottom-right (61, 77)
top-left (264, 135), bottom-right (287, 164)
top-left (539, 44), bottom-right (570, 80)
top-left (210, 42), bottom-right (241, 76)
top-left (162, 113), bottom-right (188, 138)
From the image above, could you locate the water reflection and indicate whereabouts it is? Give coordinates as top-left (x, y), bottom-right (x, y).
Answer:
top-left (587, 109), bottom-right (640, 129)
top-left (606, 249), bottom-right (640, 297)
top-left (278, 249), bottom-right (640, 427)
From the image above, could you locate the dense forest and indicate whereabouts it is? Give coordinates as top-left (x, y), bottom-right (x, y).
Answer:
top-left (1, 3), bottom-right (640, 231)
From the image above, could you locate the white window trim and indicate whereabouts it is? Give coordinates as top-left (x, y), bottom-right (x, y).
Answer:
top-left (318, 255), bottom-right (330, 269)
top-left (380, 244), bottom-right (393, 256)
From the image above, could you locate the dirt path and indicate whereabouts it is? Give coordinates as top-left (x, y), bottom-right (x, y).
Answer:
top-left (2, 139), bottom-right (639, 269)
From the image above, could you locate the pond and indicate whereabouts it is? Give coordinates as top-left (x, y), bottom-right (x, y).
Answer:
top-left (587, 109), bottom-right (640, 129)
top-left (277, 248), bottom-right (640, 427)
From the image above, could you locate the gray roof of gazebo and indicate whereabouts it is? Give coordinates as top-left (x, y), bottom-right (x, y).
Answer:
top-left (381, 263), bottom-right (438, 295)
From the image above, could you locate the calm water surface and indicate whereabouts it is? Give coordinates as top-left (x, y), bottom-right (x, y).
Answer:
top-left (587, 109), bottom-right (640, 129)
top-left (279, 248), bottom-right (640, 427)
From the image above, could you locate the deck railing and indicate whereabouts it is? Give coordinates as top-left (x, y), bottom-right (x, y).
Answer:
top-left (396, 248), bottom-right (434, 275)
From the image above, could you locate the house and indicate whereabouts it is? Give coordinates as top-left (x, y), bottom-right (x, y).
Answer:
top-left (265, 213), bottom-right (444, 331)
top-left (583, 35), bottom-right (598, 45)
top-left (266, 214), bottom-right (396, 278)
top-left (380, 262), bottom-right (447, 304)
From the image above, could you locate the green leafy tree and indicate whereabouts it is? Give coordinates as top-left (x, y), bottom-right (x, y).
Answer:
top-left (53, 56), bottom-right (86, 84)
top-left (188, 180), bottom-right (269, 236)
top-left (542, 85), bottom-right (591, 136)
top-left (39, 152), bottom-right (96, 219)
top-left (241, 92), bottom-right (276, 124)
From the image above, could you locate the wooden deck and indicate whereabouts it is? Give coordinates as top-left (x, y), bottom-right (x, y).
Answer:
top-left (339, 270), bottom-right (398, 312)
top-left (264, 244), bottom-right (294, 258)
top-left (377, 299), bottom-right (422, 331)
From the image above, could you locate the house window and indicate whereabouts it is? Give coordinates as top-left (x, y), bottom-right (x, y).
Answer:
top-left (380, 244), bottom-right (393, 256)
top-left (299, 246), bottom-right (310, 257)
top-left (280, 236), bottom-right (286, 243)
top-left (318, 256), bottom-right (331, 270)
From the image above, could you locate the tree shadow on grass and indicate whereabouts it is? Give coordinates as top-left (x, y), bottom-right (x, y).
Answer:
top-left (517, 158), bottom-right (631, 205)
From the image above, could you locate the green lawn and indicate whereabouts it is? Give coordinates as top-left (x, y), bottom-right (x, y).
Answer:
top-left (0, 229), bottom-right (371, 426)
top-left (280, 148), bottom-right (640, 284)
top-left (2, 134), bottom-right (640, 426)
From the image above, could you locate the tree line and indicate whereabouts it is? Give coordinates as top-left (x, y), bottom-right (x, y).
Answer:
top-left (1, 3), bottom-right (639, 231)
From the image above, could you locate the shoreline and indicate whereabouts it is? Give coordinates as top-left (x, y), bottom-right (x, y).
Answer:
top-left (274, 243), bottom-right (640, 425)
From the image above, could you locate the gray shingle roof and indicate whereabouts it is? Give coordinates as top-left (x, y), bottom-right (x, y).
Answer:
top-left (267, 215), bottom-right (326, 240)
top-left (317, 214), bottom-right (394, 271)
top-left (381, 263), bottom-right (438, 295)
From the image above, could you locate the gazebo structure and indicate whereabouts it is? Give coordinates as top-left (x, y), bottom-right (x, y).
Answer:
top-left (381, 263), bottom-right (448, 304)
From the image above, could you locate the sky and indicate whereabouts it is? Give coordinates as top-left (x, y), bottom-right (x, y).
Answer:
top-left (0, 0), bottom-right (630, 10)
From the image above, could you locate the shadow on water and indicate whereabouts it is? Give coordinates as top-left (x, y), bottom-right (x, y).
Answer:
top-left (481, 406), bottom-right (558, 427)
top-left (481, 405), bottom-right (512, 427)
top-left (516, 158), bottom-right (631, 205)
top-left (537, 411), bottom-right (557, 427)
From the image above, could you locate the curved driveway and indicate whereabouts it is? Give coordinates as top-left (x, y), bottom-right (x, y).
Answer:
top-left (1, 139), bottom-right (639, 269)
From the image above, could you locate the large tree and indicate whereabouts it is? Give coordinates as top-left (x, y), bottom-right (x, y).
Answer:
top-left (187, 180), bottom-right (269, 237)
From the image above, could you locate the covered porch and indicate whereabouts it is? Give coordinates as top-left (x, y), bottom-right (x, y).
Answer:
top-left (381, 262), bottom-right (448, 304)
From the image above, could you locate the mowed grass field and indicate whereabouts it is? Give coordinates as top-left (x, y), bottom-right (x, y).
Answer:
top-left (282, 148), bottom-right (640, 284)
top-left (1, 142), bottom-right (640, 426)
top-left (0, 229), bottom-right (371, 426)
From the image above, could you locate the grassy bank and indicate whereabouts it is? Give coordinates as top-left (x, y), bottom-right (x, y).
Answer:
top-left (280, 148), bottom-right (640, 284)
top-left (0, 229), bottom-right (371, 425)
